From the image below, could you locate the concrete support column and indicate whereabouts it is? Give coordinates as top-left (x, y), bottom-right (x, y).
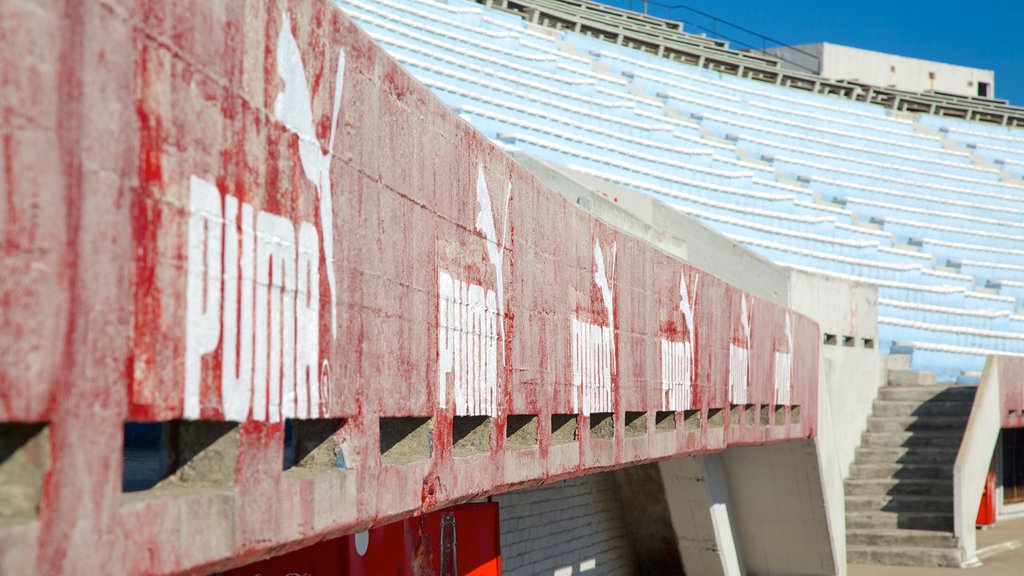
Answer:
top-left (722, 441), bottom-right (838, 575)
top-left (659, 455), bottom-right (744, 576)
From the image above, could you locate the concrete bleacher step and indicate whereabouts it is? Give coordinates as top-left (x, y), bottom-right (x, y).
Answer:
top-left (846, 510), bottom-right (954, 531)
top-left (865, 415), bottom-right (969, 433)
top-left (847, 528), bottom-right (957, 549)
top-left (871, 400), bottom-right (976, 417)
top-left (843, 372), bottom-right (972, 566)
top-left (848, 462), bottom-right (953, 480)
top-left (845, 494), bottom-right (953, 513)
top-left (884, 354), bottom-right (912, 371)
top-left (876, 385), bottom-right (975, 403)
top-left (852, 446), bottom-right (959, 464)
top-left (892, 241), bottom-right (922, 253)
top-left (846, 545), bottom-right (961, 567)
top-left (845, 478), bottom-right (952, 497)
top-left (859, 430), bottom-right (963, 449)
top-left (887, 369), bottom-right (937, 386)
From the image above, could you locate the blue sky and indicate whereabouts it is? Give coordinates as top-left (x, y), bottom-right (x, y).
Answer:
top-left (600, 0), bottom-right (1024, 106)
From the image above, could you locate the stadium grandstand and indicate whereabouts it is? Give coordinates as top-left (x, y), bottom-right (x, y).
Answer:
top-left (337, 0), bottom-right (1024, 383)
top-left (5, 0), bottom-right (1024, 574)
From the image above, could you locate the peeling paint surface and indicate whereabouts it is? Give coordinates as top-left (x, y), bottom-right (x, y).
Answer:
top-left (0, 1), bottom-right (819, 573)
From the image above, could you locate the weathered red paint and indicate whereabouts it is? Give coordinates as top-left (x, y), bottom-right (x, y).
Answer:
top-left (999, 356), bottom-right (1024, 428)
top-left (0, 0), bottom-right (818, 573)
top-left (227, 502), bottom-right (501, 576)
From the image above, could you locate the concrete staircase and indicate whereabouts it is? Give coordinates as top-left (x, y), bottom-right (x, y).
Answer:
top-left (845, 363), bottom-right (976, 567)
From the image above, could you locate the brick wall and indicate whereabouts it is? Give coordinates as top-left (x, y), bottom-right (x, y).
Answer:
top-left (495, 473), bottom-right (636, 576)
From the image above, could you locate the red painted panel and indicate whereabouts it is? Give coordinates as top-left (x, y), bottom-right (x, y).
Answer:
top-left (0, 0), bottom-right (818, 572)
top-left (999, 356), bottom-right (1024, 429)
top-left (226, 502), bottom-right (501, 576)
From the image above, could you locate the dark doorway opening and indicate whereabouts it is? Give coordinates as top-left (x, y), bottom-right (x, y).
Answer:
top-left (1002, 428), bottom-right (1024, 504)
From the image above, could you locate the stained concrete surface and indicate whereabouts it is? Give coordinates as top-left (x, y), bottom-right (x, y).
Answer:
top-left (849, 517), bottom-right (1024, 575)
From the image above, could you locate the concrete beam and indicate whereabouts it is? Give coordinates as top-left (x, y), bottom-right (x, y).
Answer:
top-left (0, 1), bottom-right (819, 572)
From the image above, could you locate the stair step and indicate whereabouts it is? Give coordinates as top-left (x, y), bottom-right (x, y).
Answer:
top-left (848, 463), bottom-right (952, 480)
top-left (860, 431), bottom-right (963, 449)
top-left (884, 354), bottom-right (912, 371)
top-left (845, 478), bottom-right (952, 497)
top-left (853, 446), bottom-right (959, 465)
top-left (846, 511), bottom-right (953, 531)
top-left (866, 415), bottom-right (969, 433)
top-left (847, 528), bottom-right (956, 549)
top-left (847, 545), bottom-right (961, 567)
top-left (877, 386), bottom-right (976, 403)
top-left (871, 400), bottom-right (975, 418)
top-left (845, 494), bottom-right (953, 513)
top-left (888, 370), bottom-right (937, 386)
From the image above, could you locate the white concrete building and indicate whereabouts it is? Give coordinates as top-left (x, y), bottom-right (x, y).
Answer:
top-left (767, 42), bottom-right (995, 99)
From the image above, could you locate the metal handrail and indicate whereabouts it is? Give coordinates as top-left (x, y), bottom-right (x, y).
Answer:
top-left (624, 0), bottom-right (821, 74)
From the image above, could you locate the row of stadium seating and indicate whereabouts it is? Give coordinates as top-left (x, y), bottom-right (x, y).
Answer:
top-left (481, 0), bottom-right (1024, 127)
top-left (336, 0), bottom-right (1024, 381)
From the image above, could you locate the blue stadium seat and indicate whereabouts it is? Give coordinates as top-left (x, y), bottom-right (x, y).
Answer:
top-left (341, 0), bottom-right (1024, 380)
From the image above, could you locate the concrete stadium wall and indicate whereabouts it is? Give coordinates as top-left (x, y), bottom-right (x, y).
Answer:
top-left (659, 455), bottom-right (743, 576)
top-left (512, 154), bottom-right (790, 308)
top-left (723, 441), bottom-right (837, 575)
top-left (0, 0), bottom-right (820, 573)
top-left (494, 473), bottom-right (637, 576)
top-left (511, 154), bottom-right (861, 575)
top-left (789, 269), bottom-right (881, 480)
top-left (788, 269), bottom-right (880, 576)
top-left (955, 356), bottom-right (1024, 565)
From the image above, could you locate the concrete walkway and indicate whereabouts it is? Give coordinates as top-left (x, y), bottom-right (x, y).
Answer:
top-left (849, 518), bottom-right (1024, 575)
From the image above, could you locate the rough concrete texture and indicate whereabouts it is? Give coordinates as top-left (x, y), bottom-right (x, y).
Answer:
top-left (512, 152), bottom-right (790, 307)
top-left (0, 0), bottom-right (819, 572)
top-left (789, 269), bottom-right (882, 480)
top-left (849, 515), bottom-right (1024, 576)
top-left (659, 455), bottom-right (737, 576)
top-left (613, 464), bottom-right (685, 575)
top-left (724, 441), bottom-right (838, 575)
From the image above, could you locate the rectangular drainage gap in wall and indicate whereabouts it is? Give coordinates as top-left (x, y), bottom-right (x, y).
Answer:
top-left (283, 419), bottom-right (347, 471)
top-left (774, 405), bottom-right (787, 426)
top-left (551, 415), bottom-right (578, 445)
top-left (823, 333), bottom-right (837, 346)
top-left (0, 423), bottom-right (49, 525)
top-left (863, 338), bottom-right (876, 349)
top-left (123, 422), bottom-right (166, 492)
top-left (589, 413), bottom-right (614, 440)
top-left (729, 405), bottom-right (741, 426)
top-left (760, 405), bottom-right (770, 426)
top-left (683, 410), bottom-right (701, 431)
top-left (843, 335), bottom-right (856, 347)
top-left (453, 416), bottom-right (491, 458)
top-left (743, 404), bottom-right (755, 426)
top-left (624, 412), bottom-right (646, 438)
top-left (380, 417), bottom-right (432, 465)
top-left (655, 411), bottom-right (676, 433)
top-left (707, 408), bottom-right (724, 429)
top-left (505, 415), bottom-right (538, 450)
top-left (123, 421), bottom-right (239, 494)
top-left (791, 406), bottom-right (801, 425)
